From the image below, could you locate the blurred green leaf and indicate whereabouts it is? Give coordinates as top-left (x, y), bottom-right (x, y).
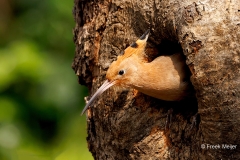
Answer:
top-left (0, 97), bottom-right (17, 122)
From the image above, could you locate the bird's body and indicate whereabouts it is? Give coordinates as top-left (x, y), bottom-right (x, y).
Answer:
top-left (127, 53), bottom-right (190, 101)
top-left (81, 30), bottom-right (192, 115)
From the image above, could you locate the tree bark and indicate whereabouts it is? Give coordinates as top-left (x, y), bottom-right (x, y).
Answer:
top-left (72, 0), bottom-right (240, 159)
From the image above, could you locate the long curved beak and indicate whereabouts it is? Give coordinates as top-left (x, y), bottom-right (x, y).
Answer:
top-left (81, 80), bottom-right (116, 115)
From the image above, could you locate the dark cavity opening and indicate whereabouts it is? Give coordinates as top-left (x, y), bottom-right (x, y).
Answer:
top-left (147, 39), bottom-right (198, 117)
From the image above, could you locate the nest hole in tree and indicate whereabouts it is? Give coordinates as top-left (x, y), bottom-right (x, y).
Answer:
top-left (146, 39), bottom-right (198, 118)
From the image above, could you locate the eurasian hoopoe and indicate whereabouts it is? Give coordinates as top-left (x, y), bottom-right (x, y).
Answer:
top-left (81, 29), bottom-right (192, 115)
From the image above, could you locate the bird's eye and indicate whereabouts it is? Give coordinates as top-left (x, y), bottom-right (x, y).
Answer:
top-left (118, 70), bottom-right (125, 75)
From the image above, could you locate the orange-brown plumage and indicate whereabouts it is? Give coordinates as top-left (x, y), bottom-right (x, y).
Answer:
top-left (81, 30), bottom-right (192, 115)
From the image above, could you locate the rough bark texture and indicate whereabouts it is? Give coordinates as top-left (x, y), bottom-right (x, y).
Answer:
top-left (72, 0), bottom-right (240, 159)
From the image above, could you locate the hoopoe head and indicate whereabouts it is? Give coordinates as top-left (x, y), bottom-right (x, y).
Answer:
top-left (81, 29), bottom-right (150, 115)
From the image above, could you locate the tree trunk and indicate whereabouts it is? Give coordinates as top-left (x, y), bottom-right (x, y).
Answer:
top-left (72, 0), bottom-right (240, 159)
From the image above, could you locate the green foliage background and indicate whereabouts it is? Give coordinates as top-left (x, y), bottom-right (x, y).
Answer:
top-left (0, 0), bottom-right (92, 159)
